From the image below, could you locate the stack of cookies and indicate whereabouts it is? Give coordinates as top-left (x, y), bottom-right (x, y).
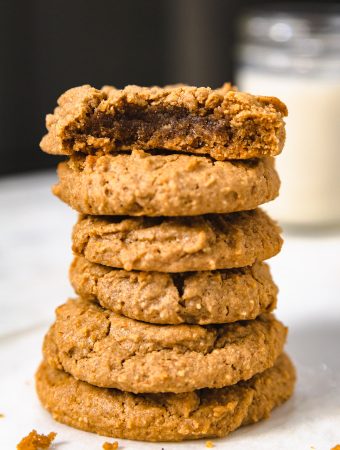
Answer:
top-left (36, 84), bottom-right (295, 442)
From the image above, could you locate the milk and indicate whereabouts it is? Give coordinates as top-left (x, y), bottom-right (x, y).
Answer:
top-left (237, 69), bottom-right (340, 226)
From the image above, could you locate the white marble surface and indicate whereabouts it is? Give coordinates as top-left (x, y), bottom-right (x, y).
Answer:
top-left (0, 171), bottom-right (74, 337)
top-left (0, 171), bottom-right (340, 449)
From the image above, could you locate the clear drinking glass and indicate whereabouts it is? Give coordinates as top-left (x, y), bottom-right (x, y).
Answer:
top-left (236, 5), bottom-right (340, 228)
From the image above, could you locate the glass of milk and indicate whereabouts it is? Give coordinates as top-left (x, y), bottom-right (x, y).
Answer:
top-left (236, 6), bottom-right (340, 229)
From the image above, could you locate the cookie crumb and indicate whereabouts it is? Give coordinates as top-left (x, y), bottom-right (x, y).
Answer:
top-left (205, 441), bottom-right (215, 448)
top-left (16, 430), bottom-right (56, 450)
top-left (102, 442), bottom-right (119, 450)
top-left (331, 445), bottom-right (340, 450)
top-left (0, 413), bottom-right (4, 418)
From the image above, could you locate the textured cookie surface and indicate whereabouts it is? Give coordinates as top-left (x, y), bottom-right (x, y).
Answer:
top-left (43, 298), bottom-right (287, 393)
top-left (36, 353), bottom-right (295, 442)
top-left (53, 152), bottom-right (280, 216)
top-left (72, 209), bottom-right (283, 272)
top-left (70, 256), bottom-right (278, 324)
top-left (40, 84), bottom-right (287, 160)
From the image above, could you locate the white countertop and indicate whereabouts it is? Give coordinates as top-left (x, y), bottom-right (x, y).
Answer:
top-left (0, 171), bottom-right (340, 449)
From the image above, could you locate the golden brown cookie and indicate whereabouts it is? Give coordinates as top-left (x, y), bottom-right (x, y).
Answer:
top-left (53, 152), bottom-right (280, 216)
top-left (36, 353), bottom-right (295, 442)
top-left (72, 209), bottom-right (283, 272)
top-left (43, 298), bottom-right (287, 393)
top-left (40, 84), bottom-right (287, 160)
top-left (70, 256), bottom-right (278, 324)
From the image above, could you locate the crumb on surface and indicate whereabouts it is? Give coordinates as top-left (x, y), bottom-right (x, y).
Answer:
top-left (16, 430), bottom-right (56, 450)
top-left (205, 441), bottom-right (215, 448)
top-left (0, 413), bottom-right (4, 418)
top-left (102, 442), bottom-right (119, 450)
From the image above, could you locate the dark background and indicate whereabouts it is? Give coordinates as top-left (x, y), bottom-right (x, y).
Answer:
top-left (0, 0), bottom-right (336, 175)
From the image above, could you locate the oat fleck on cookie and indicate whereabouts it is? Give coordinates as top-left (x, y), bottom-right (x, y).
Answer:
top-left (16, 430), bottom-right (56, 450)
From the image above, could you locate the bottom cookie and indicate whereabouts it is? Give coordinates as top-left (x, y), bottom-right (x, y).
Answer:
top-left (36, 353), bottom-right (295, 442)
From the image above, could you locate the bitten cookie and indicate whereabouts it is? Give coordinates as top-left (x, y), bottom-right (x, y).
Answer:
top-left (36, 353), bottom-right (295, 442)
top-left (72, 209), bottom-right (283, 272)
top-left (70, 256), bottom-right (278, 324)
top-left (53, 152), bottom-right (280, 216)
top-left (40, 84), bottom-right (287, 160)
top-left (43, 298), bottom-right (287, 393)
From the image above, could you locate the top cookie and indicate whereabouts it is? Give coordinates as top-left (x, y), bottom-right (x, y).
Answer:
top-left (40, 84), bottom-right (287, 160)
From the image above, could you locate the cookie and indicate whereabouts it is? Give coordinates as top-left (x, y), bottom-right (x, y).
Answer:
top-left (70, 256), bottom-right (278, 324)
top-left (40, 84), bottom-right (287, 160)
top-left (72, 209), bottom-right (283, 272)
top-left (53, 150), bottom-right (280, 216)
top-left (36, 353), bottom-right (295, 442)
top-left (53, 152), bottom-right (280, 216)
top-left (43, 298), bottom-right (287, 393)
